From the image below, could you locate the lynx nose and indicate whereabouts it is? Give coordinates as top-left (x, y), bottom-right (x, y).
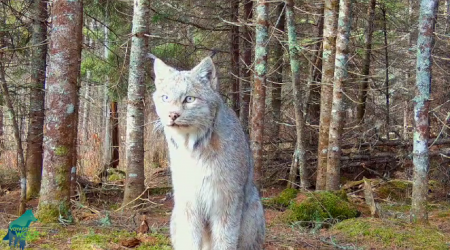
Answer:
top-left (169, 112), bottom-right (180, 121)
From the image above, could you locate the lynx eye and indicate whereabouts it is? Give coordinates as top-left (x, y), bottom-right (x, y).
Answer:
top-left (184, 96), bottom-right (196, 103)
top-left (162, 95), bottom-right (170, 102)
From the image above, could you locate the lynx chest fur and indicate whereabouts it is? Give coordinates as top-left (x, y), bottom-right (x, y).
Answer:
top-left (152, 56), bottom-right (265, 250)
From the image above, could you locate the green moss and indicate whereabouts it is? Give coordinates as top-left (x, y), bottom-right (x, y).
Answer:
top-left (54, 146), bottom-right (69, 156)
top-left (36, 204), bottom-right (61, 223)
top-left (377, 180), bottom-right (412, 202)
top-left (283, 191), bottom-right (359, 227)
top-left (263, 188), bottom-right (298, 209)
top-left (37, 203), bottom-right (72, 224)
top-left (332, 218), bottom-right (448, 249)
top-left (108, 173), bottom-right (125, 182)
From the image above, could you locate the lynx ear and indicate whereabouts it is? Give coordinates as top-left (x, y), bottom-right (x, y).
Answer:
top-left (191, 57), bottom-right (218, 90)
top-left (153, 57), bottom-right (175, 79)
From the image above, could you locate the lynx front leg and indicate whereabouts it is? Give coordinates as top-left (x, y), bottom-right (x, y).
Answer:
top-left (170, 207), bottom-right (204, 250)
top-left (210, 199), bottom-right (243, 250)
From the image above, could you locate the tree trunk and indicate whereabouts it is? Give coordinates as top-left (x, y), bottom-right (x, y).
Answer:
top-left (111, 101), bottom-right (119, 169)
top-left (410, 0), bottom-right (438, 224)
top-left (102, 17), bottom-right (112, 172)
top-left (37, 0), bottom-right (82, 223)
top-left (122, 0), bottom-right (149, 206)
top-left (26, 0), bottom-right (48, 200)
top-left (81, 77), bottom-right (90, 143)
top-left (286, 0), bottom-right (309, 189)
top-left (102, 80), bottom-right (112, 171)
top-left (272, 3), bottom-right (285, 138)
top-left (382, 5), bottom-right (390, 138)
top-left (306, 4), bottom-right (324, 126)
top-left (240, 0), bottom-right (253, 135)
top-left (316, 0), bottom-right (339, 190)
top-left (326, 0), bottom-right (353, 191)
top-left (251, 0), bottom-right (269, 187)
top-left (446, 0), bottom-right (450, 34)
top-left (230, 0), bottom-right (240, 115)
top-left (356, 0), bottom-right (376, 123)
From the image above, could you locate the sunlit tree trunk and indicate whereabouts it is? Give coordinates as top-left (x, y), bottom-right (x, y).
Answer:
top-left (286, 0), bottom-right (309, 189)
top-left (410, 0), bottom-right (438, 224)
top-left (251, 0), bottom-right (269, 187)
top-left (326, 0), bottom-right (353, 191)
top-left (122, 0), bottom-right (149, 206)
top-left (26, 0), bottom-right (48, 200)
top-left (37, 0), bottom-right (82, 222)
top-left (240, 0), bottom-right (253, 135)
top-left (230, 0), bottom-right (240, 115)
top-left (356, 0), bottom-right (376, 123)
top-left (316, 0), bottom-right (339, 190)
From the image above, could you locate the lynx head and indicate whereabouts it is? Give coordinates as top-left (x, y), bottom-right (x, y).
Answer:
top-left (152, 56), bottom-right (221, 134)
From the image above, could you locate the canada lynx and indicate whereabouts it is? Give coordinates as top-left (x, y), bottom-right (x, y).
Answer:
top-left (152, 56), bottom-right (265, 250)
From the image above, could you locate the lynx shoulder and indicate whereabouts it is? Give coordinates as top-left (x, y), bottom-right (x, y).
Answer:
top-left (152, 56), bottom-right (265, 250)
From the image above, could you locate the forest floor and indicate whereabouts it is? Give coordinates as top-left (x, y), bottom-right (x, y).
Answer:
top-left (1, 175), bottom-right (450, 249)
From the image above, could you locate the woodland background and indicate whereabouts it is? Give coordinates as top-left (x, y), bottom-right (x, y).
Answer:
top-left (0, 0), bottom-right (449, 249)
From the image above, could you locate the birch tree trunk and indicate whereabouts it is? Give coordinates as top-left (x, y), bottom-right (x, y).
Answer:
top-left (326, 0), bottom-right (353, 191)
top-left (230, 0), bottom-right (240, 115)
top-left (316, 0), bottom-right (339, 190)
top-left (26, 0), bottom-right (48, 199)
top-left (410, 0), bottom-right (438, 224)
top-left (356, 0), bottom-right (376, 123)
top-left (286, 0), bottom-right (309, 189)
top-left (251, 0), bottom-right (269, 187)
top-left (122, 0), bottom-right (149, 206)
top-left (37, 0), bottom-right (82, 222)
top-left (240, 0), bottom-right (253, 135)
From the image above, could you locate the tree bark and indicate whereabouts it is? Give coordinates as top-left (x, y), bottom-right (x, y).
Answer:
top-left (446, 0), bottom-right (450, 35)
top-left (410, 0), bottom-right (438, 224)
top-left (326, 0), bottom-right (353, 191)
top-left (25, 0), bottom-right (48, 200)
top-left (382, 5), bottom-right (390, 138)
top-left (122, 0), bottom-right (149, 206)
top-left (230, 0), bottom-right (240, 115)
top-left (251, 0), bottom-right (269, 187)
top-left (356, 0), bottom-right (376, 123)
top-left (271, 3), bottom-right (285, 138)
top-left (240, 0), bottom-right (253, 135)
top-left (286, 0), bottom-right (309, 189)
top-left (306, 4), bottom-right (324, 126)
top-left (316, 0), bottom-right (339, 190)
top-left (37, 0), bottom-right (82, 223)
top-left (110, 101), bottom-right (119, 169)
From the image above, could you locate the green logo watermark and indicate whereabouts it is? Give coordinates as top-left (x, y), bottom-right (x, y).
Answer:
top-left (2, 209), bottom-right (37, 250)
